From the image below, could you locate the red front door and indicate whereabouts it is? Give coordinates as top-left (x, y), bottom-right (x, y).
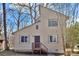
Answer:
top-left (34, 36), bottom-right (40, 48)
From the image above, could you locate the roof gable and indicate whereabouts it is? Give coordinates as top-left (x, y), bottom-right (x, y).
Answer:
top-left (12, 20), bottom-right (40, 34)
top-left (40, 6), bottom-right (69, 20)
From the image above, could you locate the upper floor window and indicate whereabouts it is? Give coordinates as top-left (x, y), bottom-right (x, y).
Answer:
top-left (48, 19), bottom-right (58, 27)
top-left (21, 36), bottom-right (27, 42)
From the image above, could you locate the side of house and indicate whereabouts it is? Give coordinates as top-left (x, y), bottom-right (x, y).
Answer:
top-left (0, 34), bottom-right (5, 51)
top-left (39, 7), bottom-right (68, 53)
top-left (0, 21), bottom-right (5, 51)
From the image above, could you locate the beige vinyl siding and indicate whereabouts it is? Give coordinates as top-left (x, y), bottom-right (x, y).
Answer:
top-left (12, 6), bottom-right (68, 53)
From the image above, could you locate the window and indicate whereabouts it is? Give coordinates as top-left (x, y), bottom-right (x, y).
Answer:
top-left (49, 35), bottom-right (57, 43)
top-left (21, 36), bottom-right (27, 42)
top-left (48, 19), bottom-right (58, 27)
top-left (50, 36), bottom-right (52, 42)
top-left (25, 36), bottom-right (27, 42)
top-left (36, 25), bottom-right (38, 30)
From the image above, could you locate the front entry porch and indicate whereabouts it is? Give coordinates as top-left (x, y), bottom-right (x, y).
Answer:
top-left (32, 36), bottom-right (48, 55)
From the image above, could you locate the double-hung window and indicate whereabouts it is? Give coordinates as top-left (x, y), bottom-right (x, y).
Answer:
top-left (21, 36), bottom-right (27, 42)
top-left (49, 35), bottom-right (58, 43)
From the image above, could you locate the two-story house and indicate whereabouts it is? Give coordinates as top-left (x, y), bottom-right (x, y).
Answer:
top-left (12, 6), bottom-right (69, 54)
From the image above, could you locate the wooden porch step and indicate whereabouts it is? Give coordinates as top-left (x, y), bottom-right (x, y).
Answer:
top-left (41, 48), bottom-right (48, 54)
top-left (32, 42), bottom-right (48, 54)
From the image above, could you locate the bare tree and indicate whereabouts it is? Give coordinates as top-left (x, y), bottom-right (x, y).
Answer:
top-left (0, 14), bottom-right (2, 35)
top-left (14, 3), bottom-right (40, 23)
top-left (8, 4), bottom-right (29, 30)
top-left (2, 3), bottom-right (8, 50)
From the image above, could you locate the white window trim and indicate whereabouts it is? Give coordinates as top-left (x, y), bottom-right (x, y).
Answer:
top-left (48, 34), bottom-right (58, 43)
top-left (48, 19), bottom-right (58, 27)
top-left (19, 35), bottom-right (30, 44)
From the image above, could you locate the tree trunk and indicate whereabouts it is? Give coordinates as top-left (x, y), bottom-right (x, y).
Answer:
top-left (17, 20), bottom-right (20, 30)
top-left (71, 41), bottom-right (74, 53)
top-left (3, 3), bottom-right (8, 50)
top-left (61, 33), bottom-right (66, 55)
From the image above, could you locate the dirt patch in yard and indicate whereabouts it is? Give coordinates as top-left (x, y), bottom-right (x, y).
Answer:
top-left (0, 50), bottom-right (48, 56)
top-left (0, 50), bottom-right (62, 56)
top-left (0, 50), bottom-right (33, 56)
